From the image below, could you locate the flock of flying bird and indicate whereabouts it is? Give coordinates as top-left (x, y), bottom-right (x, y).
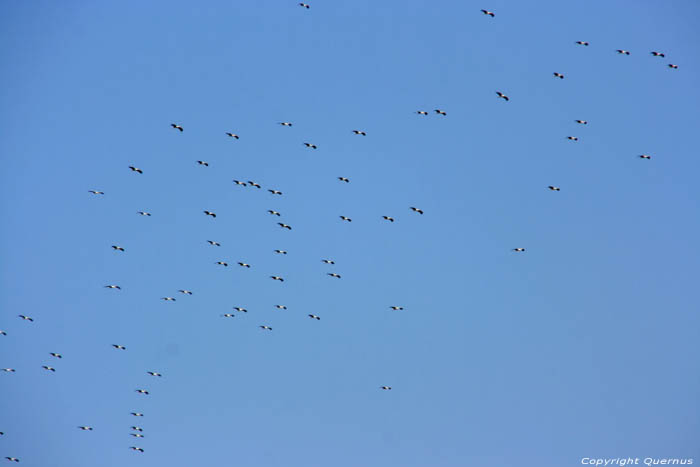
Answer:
top-left (1, 5), bottom-right (679, 463)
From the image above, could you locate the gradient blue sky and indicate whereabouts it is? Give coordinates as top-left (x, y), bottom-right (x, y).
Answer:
top-left (1, 1), bottom-right (699, 466)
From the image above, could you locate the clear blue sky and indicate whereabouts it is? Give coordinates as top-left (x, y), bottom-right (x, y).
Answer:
top-left (1, 1), bottom-right (699, 466)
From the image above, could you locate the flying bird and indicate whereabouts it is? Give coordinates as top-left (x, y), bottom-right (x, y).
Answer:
top-left (0, 330), bottom-right (6, 336)
top-left (238, 262), bottom-right (251, 268)
top-left (130, 447), bottom-right (145, 453)
top-left (78, 426), bottom-right (93, 431)
top-left (49, 353), bottom-right (62, 358)
top-left (338, 176), bottom-right (350, 183)
top-left (352, 130), bottom-right (367, 136)
top-left (548, 186), bottom-right (561, 191)
top-left (197, 160), bottom-right (209, 166)
top-left (575, 41), bottom-right (589, 46)
top-left (416, 110), bottom-right (428, 115)
top-left (410, 207), bottom-right (424, 214)
top-left (382, 216), bottom-right (394, 222)
top-left (131, 426), bottom-right (143, 432)
top-left (299, 3), bottom-right (310, 8)
top-left (88, 190), bottom-right (104, 195)
top-left (327, 273), bottom-right (341, 279)
top-left (112, 344), bottom-right (126, 350)
top-left (553, 72), bottom-right (564, 79)
top-left (339, 215), bottom-right (352, 222)
top-left (232, 307), bottom-right (247, 312)
top-left (178, 290), bottom-right (193, 295)
top-left (567, 136), bottom-right (579, 141)
top-left (147, 371), bottom-right (162, 377)
top-left (270, 276), bottom-right (285, 282)
top-left (279, 122), bottom-right (293, 127)
top-left (274, 249), bottom-right (288, 255)
top-left (248, 181), bottom-right (262, 188)
top-left (513, 248), bottom-right (526, 252)
top-left (639, 154), bottom-right (652, 159)
top-left (18, 315), bottom-right (33, 322)
top-left (216, 261), bottom-right (229, 266)
top-left (496, 91), bottom-right (509, 101)
top-left (480, 9), bottom-right (495, 17)
top-left (275, 305), bottom-right (287, 310)
top-left (111, 245), bottom-right (125, 252)
top-left (161, 297), bottom-right (176, 301)
top-left (390, 306), bottom-right (404, 310)
top-left (42, 365), bottom-right (56, 372)
top-left (575, 120), bottom-right (588, 124)
top-left (668, 64), bottom-right (678, 69)
top-left (104, 285), bottom-right (121, 290)
top-left (137, 211), bottom-right (151, 216)
top-left (308, 314), bottom-right (321, 320)
top-left (650, 51), bottom-right (665, 57)
top-left (278, 222), bottom-right (292, 230)
top-left (130, 412), bottom-right (144, 417)
top-left (322, 259), bottom-right (335, 264)
top-left (268, 210), bottom-right (281, 216)
top-left (434, 109), bottom-right (447, 116)
top-left (135, 389), bottom-right (149, 395)
top-left (5, 458), bottom-right (19, 462)
top-left (616, 49), bottom-right (631, 55)
top-left (171, 123), bottom-right (184, 132)
top-left (131, 433), bottom-right (145, 438)
top-left (2, 368), bottom-right (16, 372)
top-left (222, 313), bottom-right (235, 318)
top-left (268, 189), bottom-right (283, 195)
top-left (304, 143), bottom-right (318, 149)
top-left (226, 132), bottom-right (240, 139)
top-left (233, 180), bottom-right (247, 186)
top-left (260, 325), bottom-right (272, 330)
top-left (203, 210), bottom-right (216, 218)
top-left (380, 386), bottom-right (392, 390)
top-left (128, 166), bottom-right (143, 174)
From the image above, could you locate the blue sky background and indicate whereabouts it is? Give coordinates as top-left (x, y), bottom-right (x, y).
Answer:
top-left (1, 1), bottom-right (699, 466)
